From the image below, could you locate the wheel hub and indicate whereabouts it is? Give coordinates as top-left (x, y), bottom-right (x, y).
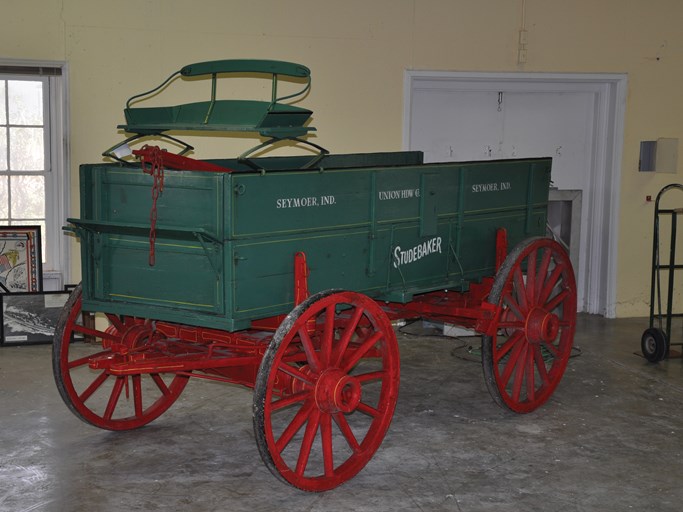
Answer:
top-left (118, 324), bottom-right (154, 354)
top-left (315, 369), bottom-right (362, 414)
top-left (91, 324), bottom-right (160, 369)
top-left (525, 307), bottom-right (560, 344)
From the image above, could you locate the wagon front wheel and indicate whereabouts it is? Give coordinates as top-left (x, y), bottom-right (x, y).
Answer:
top-left (482, 237), bottom-right (577, 413)
top-left (253, 290), bottom-right (400, 491)
top-left (52, 284), bottom-right (189, 430)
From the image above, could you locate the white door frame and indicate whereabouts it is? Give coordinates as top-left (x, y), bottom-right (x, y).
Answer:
top-left (403, 71), bottom-right (627, 317)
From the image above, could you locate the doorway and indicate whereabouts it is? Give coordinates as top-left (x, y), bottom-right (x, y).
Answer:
top-left (403, 71), bottom-right (626, 317)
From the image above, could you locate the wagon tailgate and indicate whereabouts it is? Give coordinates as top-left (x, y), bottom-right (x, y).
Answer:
top-left (77, 166), bottom-right (227, 327)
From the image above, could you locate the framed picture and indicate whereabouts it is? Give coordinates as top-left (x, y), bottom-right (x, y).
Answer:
top-left (0, 226), bottom-right (42, 293)
top-left (1, 291), bottom-right (69, 345)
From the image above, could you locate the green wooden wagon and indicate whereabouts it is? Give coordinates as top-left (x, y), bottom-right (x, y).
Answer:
top-left (52, 60), bottom-right (576, 491)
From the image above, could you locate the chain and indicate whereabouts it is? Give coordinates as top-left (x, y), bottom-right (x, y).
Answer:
top-left (139, 145), bottom-right (165, 266)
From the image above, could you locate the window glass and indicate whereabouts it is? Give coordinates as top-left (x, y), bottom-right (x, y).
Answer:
top-left (10, 175), bottom-right (45, 219)
top-left (0, 81), bottom-right (5, 122)
top-left (9, 127), bottom-right (44, 170)
top-left (0, 127), bottom-right (6, 171)
top-left (8, 80), bottom-right (43, 125)
top-left (0, 176), bottom-right (7, 218)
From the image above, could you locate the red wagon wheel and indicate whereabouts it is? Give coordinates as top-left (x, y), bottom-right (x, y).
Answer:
top-left (482, 237), bottom-right (576, 413)
top-left (52, 284), bottom-right (189, 430)
top-left (253, 290), bottom-right (400, 491)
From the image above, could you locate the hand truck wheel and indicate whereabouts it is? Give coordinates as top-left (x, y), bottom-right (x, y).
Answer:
top-left (641, 327), bottom-right (669, 363)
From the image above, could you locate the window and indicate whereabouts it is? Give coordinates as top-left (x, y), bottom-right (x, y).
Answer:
top-left (0, 78), bottom-right (47, 244)
top-left (0, 62), bottom-right (68, 288)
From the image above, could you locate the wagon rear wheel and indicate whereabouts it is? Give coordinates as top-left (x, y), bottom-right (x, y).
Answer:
top-left (253, 290), bottom-right (400, 491)
top-left (482, 237), bottom-right (576, 413)
top-left (52, 284), bottom-right (189, 430)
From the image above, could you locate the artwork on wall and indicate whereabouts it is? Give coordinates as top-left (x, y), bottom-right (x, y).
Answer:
top-left (1, 291), bottom-right (70, 345)
top-left (0, 226), bottom-right (42, 293)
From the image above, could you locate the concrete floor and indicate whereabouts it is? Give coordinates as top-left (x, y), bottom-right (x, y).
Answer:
top-left (2, 314), bottom-right (683, 512)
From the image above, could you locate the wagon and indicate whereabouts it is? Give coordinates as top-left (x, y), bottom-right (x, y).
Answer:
top-left (52, 60), bottom-right (577, 491)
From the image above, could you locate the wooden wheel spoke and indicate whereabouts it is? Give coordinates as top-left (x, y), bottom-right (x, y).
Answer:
top-left (341, 331), bottom-right (383, 374)
top-left (320, 305), bottom-right (336, 366)
top-left (539, 264), bottom-right (564, 305)
top-left (320, 413), bottom-right (334, 477)
top-left (541, 340), bottom-right (560, 358)
top-left (133, 375), bottom-right (143, 417)
top-left (525, 346), bottom-right (535, 403)
top-left (495, 330), bottom-right (525, 363)
top-left (497, 320), bottom-right (525, 330)
top-left (78, 371), bottom-right (109, 403)
top-left (104, 313), bottom-right (126, 333)
top-left (277, 361), bottom-right (315, 387)
top-left (535, 248), bottom-right (552, 301)
top-left (281, 351), bottom-right (308, 364)
top-left (503, 294), bottom-right (526, 322)
top-left (533, 344), bottom-right (550, 386)
top-left (103, 376), bottom-right (126, 421)
top-left (544, 287), bottom-right (570, 313)
top-left (298, 327), bottom-right (321, 374)
top-left (332, 305), bottom-right (365, 367)
top-left (354, 370), bottom-right (385, 383)
top-left (513, 266), bottom-right (529, 313)
top-left (356, 401), bottom-right (381, 418)
top-left (295, 409), bottom-right (321, 476)
top-left (67, 350), bottom-right (111, 370)
top-left (333, 412), bottom-right (361, 454)
top-left (150, 373), bottom-right (171, 396)
top-left (73, 323), bottom-right (119, 343)
top-left (525, 249), bottom-right (537, 305)
top-left (500, 336), bottom-right (527, 387)
top-left (271, 391), bottom-right (309, 411)
top-left (275, 400), bottom-right (314, 453)
top-left (512, 344), bottom-right (529, 402)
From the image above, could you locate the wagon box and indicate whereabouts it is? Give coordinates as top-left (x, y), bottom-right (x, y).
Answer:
top-left (53, 59), bottom-right (576, 492)
top-left (74, 154), bottom-right (551, 331)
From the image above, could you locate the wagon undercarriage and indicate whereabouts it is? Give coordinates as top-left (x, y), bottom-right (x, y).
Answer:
top-left (54, 237), bottom-right (575, 491)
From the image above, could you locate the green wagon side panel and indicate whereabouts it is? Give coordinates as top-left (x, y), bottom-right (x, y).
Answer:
top-left (230, 170), bottom-right (372, 237)
top-left (81, 168), bottom-right (224, 234)
top-left (73, 155), bottom-right (551, 331)
top-left (94, 234), bottom-right (223, 310)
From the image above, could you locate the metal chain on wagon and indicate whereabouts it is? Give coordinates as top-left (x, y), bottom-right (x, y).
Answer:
top-left (139, 145), bottom-right (165, 266)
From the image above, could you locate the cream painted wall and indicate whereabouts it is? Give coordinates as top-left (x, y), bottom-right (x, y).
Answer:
top-left (2, 0), bottom-right (682, 317)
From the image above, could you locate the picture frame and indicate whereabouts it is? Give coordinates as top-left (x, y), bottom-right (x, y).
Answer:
top-left (0, 226), bottom-right (43, 293)
top-left (1, 291), bottom-right (69, 345)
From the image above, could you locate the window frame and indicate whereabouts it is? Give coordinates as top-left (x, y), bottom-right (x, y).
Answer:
top-left (0, 59), bottom-right (70, 286)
